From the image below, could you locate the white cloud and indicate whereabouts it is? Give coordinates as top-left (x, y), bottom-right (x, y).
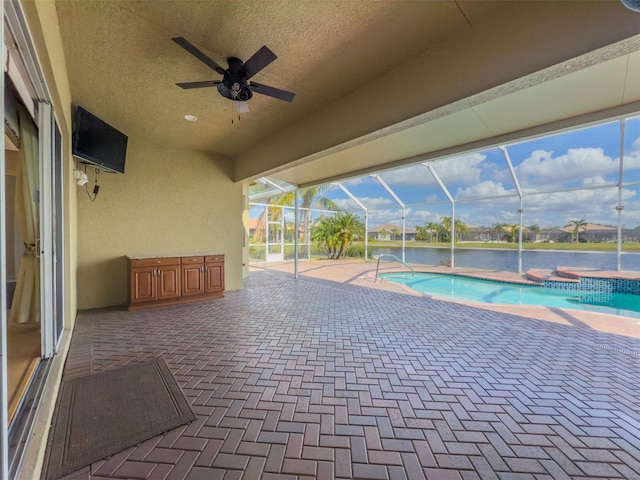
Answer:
top-left (455, 180), bottom-right (516, 199)
top-left (332, 196), bottom-right (395, 212)
top-left (580, 175), bottom-right (611, 187)
top-left (340, 177), bottom-right (366, 187)
top-left (368, 210), bottom-right (406, 227)
top-left (624, 135), bottom-right (640, 170)
top-left (430, 153), bottom-right (486, 185)
top-left (377, 164), bottom-right (436, 187)
top-left (516, 147), bottom-right (618, 187)
top-left (311, 132), bottom-right (640, 230)
top-left (375, 152), bottom-right (487, 188)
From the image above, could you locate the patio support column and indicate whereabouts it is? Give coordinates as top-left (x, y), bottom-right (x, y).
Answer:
top-left (425, 164), bottom-right (455, 267)
top-left (500, 146), bottom-right (524, 274)
top-left (616, 119), bottom-right (625, 271)
top-left (306, 208), bottom-right (311, 260)
top-left (294, 189), bottom-right (299, 278)
top-left (280, 207), bottom-right (285, 262)
top-left (401, 209), bottom-right (405, 263)
top-left (373, 174), bottom-right (406, 262)
top-left (365, 211), bottom-right (369, 261)
top-left (265, 205), bottom-right (271, 262)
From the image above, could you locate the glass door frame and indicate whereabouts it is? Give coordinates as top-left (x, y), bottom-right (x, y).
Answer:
top-left (2, 1), bottom-right (66, 476)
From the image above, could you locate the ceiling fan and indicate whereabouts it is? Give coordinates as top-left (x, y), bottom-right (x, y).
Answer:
top-left (172, 37), bottom-right (295, 105)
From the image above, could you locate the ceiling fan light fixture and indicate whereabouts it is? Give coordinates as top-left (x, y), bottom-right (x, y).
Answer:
top-left (184, 114), bottom-right (197, 122)
top-left (217, 80), bottom-right (252, 101)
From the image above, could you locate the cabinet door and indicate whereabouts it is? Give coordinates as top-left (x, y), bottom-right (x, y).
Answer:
top-left (181, 264), bottom-right (205, 297)
top-left (130, 267), bottom-right (157, 304)
top-left (158, 265), bottom-right (181, 300)
top-left (205, 262), bottom-right (224, 293)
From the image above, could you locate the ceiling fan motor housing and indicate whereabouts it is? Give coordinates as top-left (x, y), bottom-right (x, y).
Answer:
top-left (217, 57), bottom-right (253, 101)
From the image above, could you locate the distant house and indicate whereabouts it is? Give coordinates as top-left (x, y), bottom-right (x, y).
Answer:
top-left (248, 217), bottom-right (262, 240)
top-left (539, 224), bottom-right (621, 243)
top-left (560, 223), bottom-right (618, 242)
top-left (461, 224), bottom-right (488, 242)
top-left (537, 227), bottom-right (565, 243)
top-left (369, 223), bottom-right (416, 241)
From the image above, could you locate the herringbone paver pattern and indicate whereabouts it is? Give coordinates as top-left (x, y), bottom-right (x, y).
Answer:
top-left (53, 268), bottom-right (640, 480)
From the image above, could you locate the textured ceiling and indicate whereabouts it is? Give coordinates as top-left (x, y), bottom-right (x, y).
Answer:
top-left (55, 0), bottom-right (640, 186)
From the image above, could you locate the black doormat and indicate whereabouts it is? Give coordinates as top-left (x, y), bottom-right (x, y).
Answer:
top-left (44, 357), bottom-right (196, 480)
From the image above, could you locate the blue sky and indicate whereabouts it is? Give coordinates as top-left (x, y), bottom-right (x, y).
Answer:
top-left (314, 116), bottom-right (640, 230)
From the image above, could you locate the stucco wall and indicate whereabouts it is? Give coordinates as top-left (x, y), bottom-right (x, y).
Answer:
top-left (76, 138), bottom-right (243, 309)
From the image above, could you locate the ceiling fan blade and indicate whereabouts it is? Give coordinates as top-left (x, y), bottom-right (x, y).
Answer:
top-left (172, 37), bottom-right (226, 75)
top-left (176, 80), bottom-right (221, 89)
top-left (250, 82), bottom-right (295, 102)
top-left (243, 46), bottom-right (277, 79)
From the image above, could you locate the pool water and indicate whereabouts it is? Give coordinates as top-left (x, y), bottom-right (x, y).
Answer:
top-left (381, 272), bottom-right (640, 319)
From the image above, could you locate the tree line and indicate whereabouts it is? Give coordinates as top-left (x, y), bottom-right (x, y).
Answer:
top-left (413, 218), bottom-right (591, 243)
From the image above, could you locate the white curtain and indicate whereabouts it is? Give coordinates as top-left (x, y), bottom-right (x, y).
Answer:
top-left (9, 106), bottom-right (39, 324)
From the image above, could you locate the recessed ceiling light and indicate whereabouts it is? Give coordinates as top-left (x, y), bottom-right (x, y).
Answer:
top-left (184, 114), bottom-right (197, 122)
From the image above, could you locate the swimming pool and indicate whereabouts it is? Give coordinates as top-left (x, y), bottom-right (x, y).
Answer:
top-left (381, 272), bottom-right (640, 319)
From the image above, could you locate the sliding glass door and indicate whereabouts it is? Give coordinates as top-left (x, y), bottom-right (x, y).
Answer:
top-left (2, 2), bottom-right (66, 477)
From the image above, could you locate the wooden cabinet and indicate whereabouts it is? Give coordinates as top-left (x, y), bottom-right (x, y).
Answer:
top-left (205, 255), bottom-right (224, 295)
top-left (128, 257), bottom-right (181, 307)
top-left (127, 255), bottom-right (224, 310)
top-left (181, 256), bottom-right (205, 297)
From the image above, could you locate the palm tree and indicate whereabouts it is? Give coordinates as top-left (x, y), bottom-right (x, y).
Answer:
top-left (296, 187), bottom-right (338, 242)
top-left (391, 228), bottom-right (400, 241)
top-left (439, 217), bottom-right (468, 242)
top-left (426, 222), bottom-right (439, 243)
top-left (454, 219), bottom-right (469, 241)
top-left (312, 212), bottom-right (365, 259)
top-left (335, 212), bottom-right (365, 258)
top-left (415, 223), bottom-right (439, 242)
top-left (414, 225), bottom-right (428, 241)
top-left (311, 217), bottom-right (339, 258)
top-left (507, 224), bottom-right (520, 243)
top-left (254, 186), bottom-right (338, 244)
top-left (440, 216), bottom-right (452, 242)
top-left (565, 219), bottom-right (588, 243)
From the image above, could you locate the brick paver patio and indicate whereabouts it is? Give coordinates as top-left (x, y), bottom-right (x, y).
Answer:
top-left (53, 265), bottom-right (640, 479)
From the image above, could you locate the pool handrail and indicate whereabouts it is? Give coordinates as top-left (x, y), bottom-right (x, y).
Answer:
top-left (375, 254), bottom-right (415, 282)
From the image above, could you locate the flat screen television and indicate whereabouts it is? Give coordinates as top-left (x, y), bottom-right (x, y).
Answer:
top-left (72, 106), bottom-right (128, 174)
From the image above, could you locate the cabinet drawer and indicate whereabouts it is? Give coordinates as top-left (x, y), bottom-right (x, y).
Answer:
top-left (182, 256), bottom-right (205, 264)
top-left (130, 257), bottom-right (180, 268)
top-left (205, 255), bottom-right (224, 263)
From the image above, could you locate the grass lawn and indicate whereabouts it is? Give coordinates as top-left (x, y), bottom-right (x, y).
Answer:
top-left (368, 241), bottom-right (640, 253)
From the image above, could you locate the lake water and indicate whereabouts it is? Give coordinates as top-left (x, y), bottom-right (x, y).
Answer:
top-left (373, 246), bottom-right (640, 272)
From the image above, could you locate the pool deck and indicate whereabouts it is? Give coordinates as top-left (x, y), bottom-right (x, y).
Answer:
top-left (46, 259), bottom-right (640, 480)
top-left (252, 259), bottom-right (640, 339)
